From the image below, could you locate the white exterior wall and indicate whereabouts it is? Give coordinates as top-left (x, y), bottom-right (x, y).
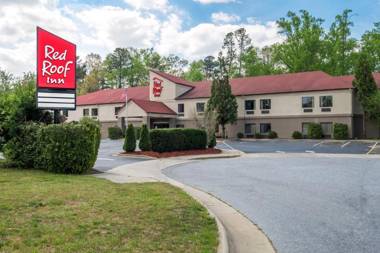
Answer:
top-left (67, 103), bottom-right (124, 122)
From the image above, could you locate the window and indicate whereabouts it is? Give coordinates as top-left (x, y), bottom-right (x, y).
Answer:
top-left (260, 123), bottom-right (271, 134)
top-left (115, 107), bottom-right (122, 115)
top-left (196, 102), bottom-right (205, 113)
top-left (176, 124), bottom-right (185, 128)
top-left (91, 108), bottom-right (98, 117)
top-left (321, 122), bottom-right (333, 138)
top-left (83, 108), bottom-right (89, 116)
top-left (245, 100), bottom-right (255, 114)
top-left (178, 104), bottom-right (184, 117)
top-left (260, 99), bottom-right (271, 110)
top-left (244, 123), bottom-right (256, 136)
top-left (302, 96), bottom-right (314, 108)
top-left (320, 96), bottom-right (333, 107)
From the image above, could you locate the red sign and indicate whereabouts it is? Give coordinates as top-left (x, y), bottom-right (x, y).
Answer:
top-left (37, 27), bottom-right (76, 90)
top-left (153, 77), bottom-right (163, 97)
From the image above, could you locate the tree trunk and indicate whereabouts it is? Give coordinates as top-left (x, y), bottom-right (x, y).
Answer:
top-left (363, 112), bottom-right (366, 139)
top-left (222, 124), bottom-right (226, 139)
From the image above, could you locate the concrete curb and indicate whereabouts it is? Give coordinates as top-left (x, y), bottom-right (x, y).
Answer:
top-left (95, 159), bottom-right (275, 253)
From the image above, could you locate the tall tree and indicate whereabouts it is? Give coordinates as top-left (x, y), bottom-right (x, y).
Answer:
top-left (207, 56), bottom-right (238, 138)
top-left (203, 55), bottom-right (217, 79)
top-left (353, 51), bottom-right (379, 137)
top-left (242, 46), bottom-right (282, 76)
top-left (161, 54), bottom-right (188, 76)
top-left (274, 10), bottom-right (325, 72)
top-left (78, 53), bottom-right (105, 95)
top-left (234, 28), bottom-right (252, 77)
top-left (222, 32), bottom-right (237, 75)
top-left (0, 69), bottom-right (14, 91)
top-left (362, 22), bottom-right (380, 72)
top-left (324, 9), bottom-right (357, 75)
top-left (184, 60), bottom-right (204, 81)
top-left (76, 56), bottom-right (87, 85)
top-left (104, 48), bottom-right (131, 88)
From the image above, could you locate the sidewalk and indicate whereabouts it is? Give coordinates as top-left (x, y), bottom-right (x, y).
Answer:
top-left (95, 158), bottom-right (275, 253)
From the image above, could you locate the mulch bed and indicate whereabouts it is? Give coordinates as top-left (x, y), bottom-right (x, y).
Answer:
top-left (121, 148), bottom-right (222, 158)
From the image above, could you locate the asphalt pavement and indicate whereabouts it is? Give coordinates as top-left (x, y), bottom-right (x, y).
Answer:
top-left (164, 155), bottom-right (380, 253)
top-left (94, 139), bottom-right (148, 172)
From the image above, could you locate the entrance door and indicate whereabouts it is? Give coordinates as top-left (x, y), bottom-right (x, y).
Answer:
top-left (152, 122), bottom-right (170, 129)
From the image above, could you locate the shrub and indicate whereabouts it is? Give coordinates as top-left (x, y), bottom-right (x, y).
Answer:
top-left (139, 124), bottom-right (151, 151)
top-left (307, 123), bottom-right (323, 139)
top-left (237, 132), bottom-right (244, 139)
top-left (333, 123), bottom-right (349, 140)
top-left (79, 118), bottom-right (101, 169)
top-left (292, 131), bottom-right (303, 139)
top-left (3, 123), bottom-right (40, 168)
top-left (135, 127), bottom-right (142, 140)
top-left (268, 131), bottom-right (278, 139)
top-left (108, 126), bottom-right (123, 140)
top-left (123, 124), bottom-right (136, 152)
top-left (150, 128), bottom-right (207, 153)
top-left (208, 132), bottom-right (217, 148)
top-left (255, 132), bottom-right (263, 139)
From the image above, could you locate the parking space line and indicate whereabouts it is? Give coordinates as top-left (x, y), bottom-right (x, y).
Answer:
top-left (97, 158), bottom-right (115, 161)
top-left (341, 141), bottom-right (351, 148)
top-left (367, 142), bottom-right (378, 155)
top-left (313, 141), bottom-right (325, 147)
top-left (276, 151), bottom-right (285, 153)
top-left (305, 150), bottom-right (315, 153)
top-left (222, 140), bottom-right (236, 151)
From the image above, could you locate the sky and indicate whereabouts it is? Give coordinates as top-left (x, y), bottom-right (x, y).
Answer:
top-left (0, 0), bottom-right (379, 76)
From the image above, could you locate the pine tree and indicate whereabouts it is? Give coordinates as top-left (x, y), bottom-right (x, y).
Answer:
top-left (139, 124), bottom-right (151, 151)
top-left (123, 124), bottom-right (136, 152)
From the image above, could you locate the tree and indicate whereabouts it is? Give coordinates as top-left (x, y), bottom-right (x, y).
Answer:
top-left (324, 9), bottom-right (357, 75)
top-left (352, 52), bottom-right (379, 137)
top-left (76, 56), bottom-right (87, 85)
top-left (362, 22), bottom-right (380, 72)
top-left (242, 46), bottom-right (282, 76)
top-left (104, 48), bottom-right (131, 88)
top-left (203, 56), bottom-right (217, 79)
top-left (222, 32), bottom-right (237, 75)
top-left (0, 69), bottom-right (14, 91)
top-left (123, 124), bottom-right (136, 152)
top-left (274, 10), bottom-right (325, 72)
top-left (184, 60), bottom-right (204, 81)
top-left (78, 53), bottom-right (105, 95)
top-left (234, 28), bottom-right (252, 77)
top-left (207, 56), bottom-right (238, 138)
top-left (139, 124), bottom-right (151, 151)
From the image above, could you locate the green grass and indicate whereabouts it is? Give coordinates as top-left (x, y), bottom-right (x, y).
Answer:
top-left (0, 168), bottom-right (218, 253)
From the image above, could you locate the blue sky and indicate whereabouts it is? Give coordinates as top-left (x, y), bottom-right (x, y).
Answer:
top-left (1, 0), bottom-right (379, 75)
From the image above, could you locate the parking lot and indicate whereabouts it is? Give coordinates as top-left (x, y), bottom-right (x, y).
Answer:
top-left (217, 139), bottom-right (379, 154)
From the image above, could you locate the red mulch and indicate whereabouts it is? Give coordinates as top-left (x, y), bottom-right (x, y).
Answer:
top-left (121, 148), bottom-right (222, 158)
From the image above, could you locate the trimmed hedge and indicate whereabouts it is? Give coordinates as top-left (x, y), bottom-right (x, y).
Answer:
top-left (135, 127), bottom-right (142, 140)
top-left (307, 123), bottom-right (323, 139)
top-left (3, 123), bottom-right (40, 168)
top-left (139, 124), bottom-right (151, 151)
top-left (255, 133), bottom-right (263, 139)
top-left (123, 124), bottom-right (136, 152)
top-left (292, 131), bottom-right (303, 139)
top-left (333, 123), bottom-right (349, 140)
top-left (4, 119), bottom-right (101, 174)
top-left (237, 132), bottom-right (244, 139)
top-left (108, 126), bottom-right (123, 139)
top-left (208, 133), bottom-right (216, 148)
top-left (150, 128), bottom-right (207, 153)
top-left (268, 131), bottom-right (278, 139)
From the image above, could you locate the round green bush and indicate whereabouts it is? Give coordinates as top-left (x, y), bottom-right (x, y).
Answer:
top-left (255, 133), bottom-right (263, 139)
top-left (333, 123), bottom-right (349, 140)
top-left (292, 131), bottom-right (303, 139)
top-left (268, 131), bottom-right (278, 139)
top-left (108, 126), bottom-right (123, 140)
top-left (139, 124), bottom-right (151, 151)
top-left (237, 132), bottom-right (244, 139)
top-left (123, 124), bottom-right (136, 152)
top-left (307, 123), bottom-right (323, 139)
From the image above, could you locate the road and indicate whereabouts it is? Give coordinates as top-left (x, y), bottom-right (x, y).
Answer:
top-left (164, 155), bottom-right (380, 253)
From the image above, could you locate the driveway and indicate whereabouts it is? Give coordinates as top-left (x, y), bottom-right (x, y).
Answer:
top-left (218, 139), bottom-right (378, 154)
top-left (164, 154), bottom-right (380, 253)
top-left (94, 139), bottom-right (149, 172)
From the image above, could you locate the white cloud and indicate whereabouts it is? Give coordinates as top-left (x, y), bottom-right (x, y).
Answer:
top-left (193, 0), bottom-right (235, 4)
top-left (0, 0), bottom-right (282, 76)
top-left (211, 12), bottom-right (240, 23)
top-left (123, 0), bottom-right (169, 11)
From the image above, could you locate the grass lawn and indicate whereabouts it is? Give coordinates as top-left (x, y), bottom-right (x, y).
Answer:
top-left (0, 168), bottom-right (218, 253)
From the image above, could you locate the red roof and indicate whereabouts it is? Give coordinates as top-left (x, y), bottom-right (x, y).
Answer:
top-left (335, 73), bottom-right (380, 88)
top-left (131, 99), bottom-right (176, 115)
top-left (77, 86), bottom-right (149, 106)
top-left (150, 69), bottom-right (194, 87)
top-left (179, 71), bottom-right (354, 99)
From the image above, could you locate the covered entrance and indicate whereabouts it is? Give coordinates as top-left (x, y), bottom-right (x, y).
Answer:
top-left (149, 116), bottom-right (175, 129)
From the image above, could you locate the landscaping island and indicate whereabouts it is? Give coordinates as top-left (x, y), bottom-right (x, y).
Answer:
top-left (0, 166), bottom-right (218, 253)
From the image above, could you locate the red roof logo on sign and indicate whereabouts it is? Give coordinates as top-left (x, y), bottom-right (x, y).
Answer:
top-left (153, 77), bottom-right (163, 97)
top-left (37, 27), bottom-right (76, 90)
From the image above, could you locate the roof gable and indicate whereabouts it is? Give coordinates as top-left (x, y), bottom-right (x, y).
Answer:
top-left (150, 69), bottom-right (194, 88)
top-left (131, 99), bottom-right (176, 115)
